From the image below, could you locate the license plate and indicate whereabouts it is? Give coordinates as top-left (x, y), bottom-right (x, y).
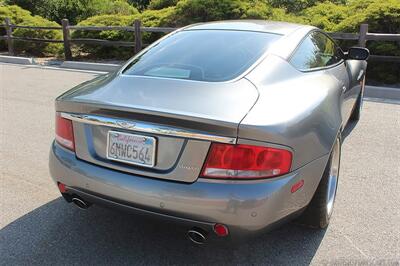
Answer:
top-left (106, 131), bottom-right (156, 167)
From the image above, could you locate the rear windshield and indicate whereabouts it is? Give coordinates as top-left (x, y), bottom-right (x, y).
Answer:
top-left (122, 30), bottom-right (280, 82)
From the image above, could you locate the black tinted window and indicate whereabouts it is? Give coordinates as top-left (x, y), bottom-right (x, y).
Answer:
top-left (123, 30), bottom-right (280, 82)
top-left (290, 32), bottom-right (343, 70)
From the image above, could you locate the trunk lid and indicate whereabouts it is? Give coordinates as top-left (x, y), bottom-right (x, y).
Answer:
top-left (56, 74), bottom-right (258, 182)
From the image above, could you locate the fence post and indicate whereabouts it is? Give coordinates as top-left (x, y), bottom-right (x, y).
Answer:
top-left (134, 19), bottom-right (142, 54)
top-left (5, 18), bottom-right (14, 56)
top-left (61, 19), bottom-right (72, 60)
top-left (358, 24), bottom-right (368, 47)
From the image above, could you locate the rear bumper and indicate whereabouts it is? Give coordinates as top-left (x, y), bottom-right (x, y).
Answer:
top-left (49, 141), bottom-right (329, 237)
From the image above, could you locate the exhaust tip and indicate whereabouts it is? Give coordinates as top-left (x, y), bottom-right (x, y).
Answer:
top-left (187, 228), bottom-right (207, 245)
top-left (72, 197), bottom-right (89, 210)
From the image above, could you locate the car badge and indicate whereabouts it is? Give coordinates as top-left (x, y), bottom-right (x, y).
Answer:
top-left (116, 121), bottom-right (136, 129)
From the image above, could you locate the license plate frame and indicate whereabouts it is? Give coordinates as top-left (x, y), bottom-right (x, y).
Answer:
top-left (106, 130), bottom-right (156, 168)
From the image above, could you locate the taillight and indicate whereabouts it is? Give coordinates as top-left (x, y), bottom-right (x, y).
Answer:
top-left (55, 113), bottom-right (75, 151)
top-left (201, 143), bottom-right (292, 179)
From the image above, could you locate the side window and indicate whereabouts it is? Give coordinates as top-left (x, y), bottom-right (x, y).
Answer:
top-left (290, 31), bottom-right (344, 70)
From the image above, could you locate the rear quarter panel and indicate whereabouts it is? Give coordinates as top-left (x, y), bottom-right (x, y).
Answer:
top-left (242, 55), bottom-right (343, 170)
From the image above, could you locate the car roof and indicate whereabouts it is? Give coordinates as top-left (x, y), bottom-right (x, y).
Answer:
top-left (183, 20), bottom-right (308, 36)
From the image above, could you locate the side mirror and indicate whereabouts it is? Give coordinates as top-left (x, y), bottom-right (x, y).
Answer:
top-left (347, 47), bottom-right (369, 60)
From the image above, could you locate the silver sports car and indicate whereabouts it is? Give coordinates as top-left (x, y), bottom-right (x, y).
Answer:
top-left (49, 20), bottom-right (369, 244)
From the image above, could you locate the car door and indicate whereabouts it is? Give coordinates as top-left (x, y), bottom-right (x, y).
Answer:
top-left (344, 58), bottom-right (367, 119)
top-left (320, 34), bottom-right (354, 124)
top-left (290, 31), bottom-right (350, 125)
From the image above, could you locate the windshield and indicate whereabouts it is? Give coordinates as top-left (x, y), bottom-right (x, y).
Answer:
top-left (122, 30), bottom-right (281, 82)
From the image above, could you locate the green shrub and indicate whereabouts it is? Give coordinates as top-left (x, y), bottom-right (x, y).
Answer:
top-left (69, 0), bottom-right (303, 58)
top-left (172, 0), bottom-right (243, 25)
top-left (140, 7), bottom-right (176, 44)
top-left (13, 15), bottom-right (62, 56)
top-left (71, 14), bottom-right (139, 59)
top-left (302, 2), bottom-right (349, 31)
top-left (71, 7), bottom-right (177, 58)
top-left (140, 6), bottom-right (175, 26)
top-left (5, 0), bottom-right (139, 24)
top-left (0, 4), bottom-right (31, 23)
top-left (148, 0), bottom-right (178, 10)
top-left (240, 1), bottom-right (304, 23)
top-left (267, 0), bottom-right (346, 14)
top-left (335, 0), bottom-right (400, 33)
top-left (169, 0), bottom-right (302, 26)
top-left (128, 0), bottom-right (150, 10)
top-left (0, 5), bottom-right (62, 56)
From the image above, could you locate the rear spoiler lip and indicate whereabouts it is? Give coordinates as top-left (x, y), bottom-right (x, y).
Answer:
top-left (60, 112), bottom-right (237, 144)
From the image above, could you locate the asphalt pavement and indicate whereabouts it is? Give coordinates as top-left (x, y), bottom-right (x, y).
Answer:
top-left (0, 63), bottom-right (399, 265)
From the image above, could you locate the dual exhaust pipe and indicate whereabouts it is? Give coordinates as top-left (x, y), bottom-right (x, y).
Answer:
top-left (70, 197), bottom-right (219, 245)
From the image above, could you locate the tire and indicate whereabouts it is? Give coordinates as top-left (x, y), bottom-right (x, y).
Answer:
top-left (298, 137), bottom-right (341, 228)
top-left (350, 78), bottom-right (365, 121)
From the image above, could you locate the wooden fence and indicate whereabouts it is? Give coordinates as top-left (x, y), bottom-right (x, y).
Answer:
top-left (0, 18), bottom-right (399, 62)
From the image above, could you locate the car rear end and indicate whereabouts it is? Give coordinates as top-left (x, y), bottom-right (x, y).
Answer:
top-left (50, 111), bottom-right (328, 240)
top-left (48, 25), bottom-right (329, 241)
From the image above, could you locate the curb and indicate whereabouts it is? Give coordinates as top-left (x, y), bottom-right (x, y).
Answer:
top-left (365, 86), bottom-right (400, 101)
top-left (60, 61), bottom-right (120, 72)
top-left (0, 55), bottom-right (34, 65)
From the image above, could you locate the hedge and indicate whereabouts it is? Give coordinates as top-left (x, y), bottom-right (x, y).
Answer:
top-left (0, 5), bottom-right (62, 56)
top-left (148, 0), bottom-right (178, 10)
top-left (5, 0), bottom-right (139, 24)
top-left (71, 7), bottom-right (175, 58)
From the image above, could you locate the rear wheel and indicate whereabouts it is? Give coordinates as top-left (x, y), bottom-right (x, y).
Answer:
top-left (298, 137), bottom-right (341, 228)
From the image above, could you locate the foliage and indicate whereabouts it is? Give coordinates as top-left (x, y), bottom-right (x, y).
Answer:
top-left (267, 0), bottom-right (346, 13)
top-left (302, 2), bottom-right (349, 31)
top-left (0, 3), bottom-right (31, 23)
top-left (127, 0), bottom-right (150, 10)
top-left (73, 14), bottom-right (138, 42)
top-left (72, 14), bottom-right (138, 58)
top-left (13, 15), bottom-right (62, 55)
top-left (3, 0), bottom-right (42, 14)
top-left (140, 6), bottom-right (175, 26)
top-left (168, 0), bottom-right (304, 26)
top-left (71, 7), bottom-right (176, 58)
top-left (1, 0), bottom-right (399, 85)
top-left (72, 7), bottom-right (174, 58)
top-left (0, 5), bottom-right (62, 55)
top-left (335, 0), bottom-right (400, 33)
top-left (148, 0), bottom-right (178, 10)
top-left (240, 1), bottom-right (303, 23)
top-left (5, 0), bottom-right (139, 24)
top-left (171, 0), bottom-right (243, 25)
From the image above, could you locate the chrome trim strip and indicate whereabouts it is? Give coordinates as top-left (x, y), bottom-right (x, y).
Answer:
top-left (60, 112), bottom-right (237, 144)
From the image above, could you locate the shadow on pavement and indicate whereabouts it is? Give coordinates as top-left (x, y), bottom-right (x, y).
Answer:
top-left (342, 120), bottom-right (359, 140)
top-left (1, 198), bottom-right (326, 265)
